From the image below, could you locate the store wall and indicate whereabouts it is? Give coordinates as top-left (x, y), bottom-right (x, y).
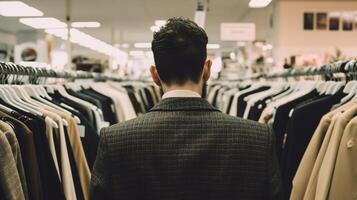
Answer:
top-left (0, 31), bottom-right (16, 45)
top-left (274, 0), bottom-right (357, 67)
top-left (240, 4), bottom-right (275, 42)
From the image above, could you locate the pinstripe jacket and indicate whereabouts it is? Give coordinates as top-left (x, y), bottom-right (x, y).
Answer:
top-left (90, 97), bottom-right (282, 200)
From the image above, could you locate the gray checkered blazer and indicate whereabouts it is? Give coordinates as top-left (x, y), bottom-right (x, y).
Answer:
top-left (90, 97), bottom-right (282, 200)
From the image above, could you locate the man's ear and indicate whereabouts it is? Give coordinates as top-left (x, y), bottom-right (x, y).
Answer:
top-left (202, 60), bottom-right (212, 82)
top-left (150, 65), bottom-right (162, 87)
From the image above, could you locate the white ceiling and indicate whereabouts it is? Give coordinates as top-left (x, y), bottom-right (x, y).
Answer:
top-left (0, 0), bottom-right (255, 48)
top-left (0, 0), bottom-right (350, 51)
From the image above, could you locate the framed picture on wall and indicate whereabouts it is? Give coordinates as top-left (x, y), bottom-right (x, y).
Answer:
top-left (342, 11), bottom-right (353, 31)
top-left (303, 12), bottom-right (314, 30)
top-left (316, 13), bottom-right (327, 30)
top-left (329, 12), bottom-right (340, 31)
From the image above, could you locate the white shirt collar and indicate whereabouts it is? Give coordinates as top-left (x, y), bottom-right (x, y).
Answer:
top-left (162, 90), bottom-right (201, 99)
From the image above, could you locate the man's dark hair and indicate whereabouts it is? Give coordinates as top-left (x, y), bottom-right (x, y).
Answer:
top-left (151, 17), bottom-right (208, 85)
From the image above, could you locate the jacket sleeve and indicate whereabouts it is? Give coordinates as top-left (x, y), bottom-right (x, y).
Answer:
top-left (89, 128), bottom-right (113, 200)
top-left (266, 125), bottom-right (283, 200)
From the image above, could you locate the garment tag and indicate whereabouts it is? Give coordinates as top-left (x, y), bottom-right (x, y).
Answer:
top-left (100, 121), bottom-right (110, 129)
top-left (77, 125), bottom-right (85, 138)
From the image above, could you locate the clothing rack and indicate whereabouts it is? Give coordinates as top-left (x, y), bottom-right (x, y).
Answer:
top-left (0, 62), bottom-right (121, 83)
top-left (242, 60), bottom-right (357, 80)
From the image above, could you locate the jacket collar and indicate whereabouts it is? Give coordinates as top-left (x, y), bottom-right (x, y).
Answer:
top-left (149, 97), bottom-right (220, 112)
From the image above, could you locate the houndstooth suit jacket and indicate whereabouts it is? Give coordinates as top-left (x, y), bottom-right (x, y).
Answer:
top-left (90, 97), bottom-right (282, 200)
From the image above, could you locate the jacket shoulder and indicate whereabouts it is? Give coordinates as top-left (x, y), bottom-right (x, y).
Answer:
top-left (101, 113), bottom-right (157, 136)
top-left (216, 112), bottom-right (271, 136)
top-left (102, 111), bottom-right (272, 147)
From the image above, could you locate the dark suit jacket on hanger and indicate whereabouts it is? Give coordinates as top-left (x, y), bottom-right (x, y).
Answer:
top-left (90, 97), bottom-right (282, 200)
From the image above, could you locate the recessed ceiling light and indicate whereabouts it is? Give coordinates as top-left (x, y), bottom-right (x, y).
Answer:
top-left (249, 0), bottom-right (272, 8)
top-left (20, 17), bottom-right (67, 29)
top-left (134, 42), bottom-right (151, 48)
top-left (0, 1), bottom-right (43, 17)
top-left (207, 44), bottom-right (220, 49)
top-left (71, 21), bottom-right (101, 28)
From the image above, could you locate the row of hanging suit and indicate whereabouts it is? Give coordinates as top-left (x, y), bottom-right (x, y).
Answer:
top-left (0, 80), bottom-right (161, 200)
top-left (207, 77), bottom-right (357, 200)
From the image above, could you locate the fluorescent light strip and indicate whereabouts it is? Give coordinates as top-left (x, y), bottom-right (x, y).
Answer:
top-left (20, 17), bottom-right (67, 29)
top-left (71, 21), bottom-right (101, 28)
top-left (207, 44), bottom-right (220, 49)
top-left (134, 42), bottom-right (151, 48)
top-left (45, 28), bottom-right (127, 60)
top-left (249, 0), bottom-right (272, 8)
top-left (0, 1), bottom-right (43, 17)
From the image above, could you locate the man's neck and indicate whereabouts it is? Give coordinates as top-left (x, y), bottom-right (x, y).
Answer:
top-left (163, 83), bottom-right (202, 96)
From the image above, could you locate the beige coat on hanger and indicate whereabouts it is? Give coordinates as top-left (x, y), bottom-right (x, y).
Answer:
top-left (328, 116), bottom-right (357, 200)
top-left (290, 101), bottom-right (357, 200)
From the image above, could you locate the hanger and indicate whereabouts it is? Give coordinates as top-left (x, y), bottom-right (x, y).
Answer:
top-left (20, 68), bottom-right (81, 123)
top-left (336, 60), bottom-right (357, 104)
top-left (7, 65), bottom-right (49, 112)
top-left (65, 82), bottom-right (82, 91)
top-left (50, 84), bottom-right (100, 112)
top-left (0, 64), bottom-right (20, 110)
top-left (0, 64), bottom-right (41, 114)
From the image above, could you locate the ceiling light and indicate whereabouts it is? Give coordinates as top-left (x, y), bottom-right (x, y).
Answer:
top-left (155, 20), bottom-right (166, 27)
top-left (150, 25), bottom-right (160, 32)
top-left (134, 42), bottom-right (151, 48)
top-left (45, 28), bottom-right (128, 63)
top-left (249, 0), bottom-right (273, 8)
top-left (20, 17), bottom-right (67, 29)
top-left (45, 28), bottom-right (68, 40)
top-left (71, 21), bottom-right (101, 28)
top-left (0, 1), bottom-right (43, 17)
top-left (207, 44), bottom-right (220, 49)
